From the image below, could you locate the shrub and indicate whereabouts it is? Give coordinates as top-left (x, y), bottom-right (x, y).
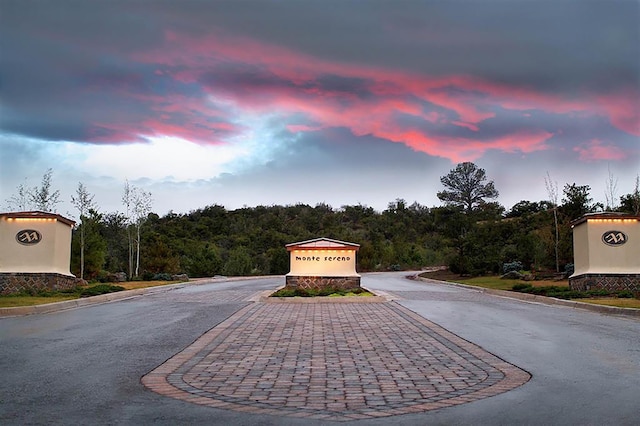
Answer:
top-left (512, 283), bottom-right (532, 291)
top-left (510, 284), bottom-right (638, 300)
top-left (270, 287), bottom-right (367, 298)
top-left (501, 270), bottom-right (524, 280)
top-left (617, 290), bottom-right (635, 299)
top-left (503, 261), bottom-right (523, 274)
top-left (80, 284), bottom-right (125, 297)
top-left (585, 289), bottom-right (611, 297)
top-left (564, 263), bottom-right (575, 277)
top-left (271, 288), bottom-right (310, 297)
top-left (152, 273), bottom-right (173, 281)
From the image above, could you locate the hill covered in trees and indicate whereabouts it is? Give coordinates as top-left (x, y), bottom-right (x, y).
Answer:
top-left (71, 191), bottom-right (638, 281)
top-left (7, 164), bottom-right (639, 281)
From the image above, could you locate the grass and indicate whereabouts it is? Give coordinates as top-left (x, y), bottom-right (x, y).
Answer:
top-left (118, 280), bottom-right (181, 290)
top-left (0, 295), bottom-right (79, 307)
top-left (577, 298), bottom-right (640, 309)
top-left (0, 280), bottom-right (184, 308)
top-left (419, 270), bottom-right (638, 309)
top-left (420, 270), bottom-right (566, 290)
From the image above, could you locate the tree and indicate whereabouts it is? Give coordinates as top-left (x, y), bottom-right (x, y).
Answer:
top-left (5, 180), bottom-right (30, 211)
top-left (121, 180), bottom-right (152, 278)
top-left (604, 165), bottom-right (619, 211)
top-left (619, 175), bottom-right (640, 215)
top-left (506, 200), bottom-right (546, 218)
top-left (71, 182), bottom-right (97, 280)
top-left (131, 185), bottom-right (153, 278)
top-left (561, 183), bottom-right (600, 220)
top-left (71, 209), bottom-right (106, 279)
top-left (437, 162), bottom-right (499, 213)
top-left (223, 246), bottom-right (253, 276)
top-left (122, 180), bottom-right (135, 279)
top-left (544, 172), bottom-right (560, 273)
top-left (101, 212), bottom-right (129, 273)
top-left (30, 169), bottom-right (61, 212)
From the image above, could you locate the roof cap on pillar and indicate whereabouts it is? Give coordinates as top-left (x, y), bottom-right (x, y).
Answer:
top-left (570, 212), bottom-right (640, 227)
top-left (286, 237), bottom-right (360, 251)
top-left (0, 210), bottom-right (75, 227)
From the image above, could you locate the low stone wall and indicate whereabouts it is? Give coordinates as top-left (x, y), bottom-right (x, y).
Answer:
top-left (569, 273), bottom-right (640, 295)
top-left (0, 272), bottom-right (82, 295)
top-left (285, 275), bottom-right (361, 291)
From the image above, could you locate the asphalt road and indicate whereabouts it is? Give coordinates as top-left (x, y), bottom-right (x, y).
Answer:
top-left (1, 273), bottom-right (638, 425)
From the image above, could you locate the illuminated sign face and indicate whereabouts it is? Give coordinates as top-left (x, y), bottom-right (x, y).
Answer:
top-left (295, 255), bottom-right (352, 262)
top-left (601, 230), bottom-right (627, 246)
top-left (16, 229), bottom-right (42, 245)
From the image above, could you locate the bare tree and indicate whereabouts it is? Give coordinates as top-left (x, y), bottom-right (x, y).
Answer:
top-left (131, 188), bottom-right (153, 278)
top-left (544, 172), bottom-right (560, 273)
top-left (5, 180), bottom-right (31, 211)
top-left (122, 180), bottom-right (135, 279)
top-left (71, 182), bottom-right (97, 280)
top-left (30, 168), bottom-right (61, 212)
top-left (122, 180), bottom-right (153, 278)
top-left (604, 165), bottom-right (619, 211)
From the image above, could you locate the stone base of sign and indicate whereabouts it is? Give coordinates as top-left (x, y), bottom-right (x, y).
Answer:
top-left (0, 272), bottom-right (82, 296)
top-left (569, 273), bottom-right (640, 295)
top-left (285, 275), bottom-right (361, 292)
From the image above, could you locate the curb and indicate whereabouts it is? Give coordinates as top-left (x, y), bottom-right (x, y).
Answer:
top-left (415, 275), bottom-right (640, 318)
top-left (0, 275), bottom-right (281, 318)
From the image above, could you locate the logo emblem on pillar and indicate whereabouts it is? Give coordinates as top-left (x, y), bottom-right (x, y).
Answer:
top-left (601, 230), bottom-right (627, 246)
top-left (16, 229), bottom-right (42, 245)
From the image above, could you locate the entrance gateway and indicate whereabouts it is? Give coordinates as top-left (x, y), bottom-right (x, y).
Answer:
top-left (0, 211), bottom-right (80, 295)
top-left (569, 212), bottom-right (640, 294)
top-left (285, 237), bottom-right (360, 291)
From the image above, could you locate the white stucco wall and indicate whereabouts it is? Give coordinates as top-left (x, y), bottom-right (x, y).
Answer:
top-left (571, 217), bottom-right (640, 276)
top-left (0, 215), bottom-right (74, 276)
top-left (288, 249), bottom-right (359, 277)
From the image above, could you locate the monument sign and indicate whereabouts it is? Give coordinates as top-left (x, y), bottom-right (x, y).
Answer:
top-left (285, 238), bottom-right (360, 291)
top-left (569, 212), bottom-right (640, 294)
top-left (0, 211), bottom-right (78, 295)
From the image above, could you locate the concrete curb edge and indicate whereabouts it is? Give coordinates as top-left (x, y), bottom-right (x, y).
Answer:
top-left (0, 275), bottom-right (281, 318)
top-left (415, 275), bottom-right (640, 318)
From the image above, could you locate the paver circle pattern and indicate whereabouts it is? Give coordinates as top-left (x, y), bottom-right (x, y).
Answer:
top-left (142, 300), bottom-right (530, 421)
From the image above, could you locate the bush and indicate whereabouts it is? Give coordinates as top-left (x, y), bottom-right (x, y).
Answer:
top-left (271, 288), bottom-right (310, 297)
top-left (152, 273), bottom-right (173, 281)
top-left (501, 270), bottom-right (524, 280)
top-left (511, 284), bottom-right (638, 300)
top-left (512, 283), bottom-right (532, 291)
top-left (617, 290), bottom-right (635, 299)
top-left (503, 261), bottom-right (523, 274)
top-left (564, 263), bottom-right (575, 277)
top-left (271, 287), bottom-right (367, 298)
top-left (80, 284), bottom-right (125, 297)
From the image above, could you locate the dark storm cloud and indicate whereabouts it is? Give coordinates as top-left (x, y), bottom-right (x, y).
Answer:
top-left (199, 63), bottom-right (375, 103)
top-left (152, 0), bottom-right (639, 93)
top-left (0, 0), bottom-right (637, 167)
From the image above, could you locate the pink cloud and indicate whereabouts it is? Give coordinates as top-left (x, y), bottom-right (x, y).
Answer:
top-left (596, 90), bottom-right (640, 136)
top-left (122, 29), bottom-right (637, 162)
top-left (286, 124), bottom-right (325, 133)
top-left (573, 139), bottom-right (627, 162)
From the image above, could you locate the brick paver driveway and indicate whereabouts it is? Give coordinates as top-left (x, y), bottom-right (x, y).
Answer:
top-left (143, 299), bottom-right (530, 422)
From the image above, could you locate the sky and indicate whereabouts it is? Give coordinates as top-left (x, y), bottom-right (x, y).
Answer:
top-left (1, 0), bottom-right (639, 219)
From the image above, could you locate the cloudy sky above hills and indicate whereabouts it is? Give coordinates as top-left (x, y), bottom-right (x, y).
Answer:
top-left (1, 0), bottom-right (638, 217)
